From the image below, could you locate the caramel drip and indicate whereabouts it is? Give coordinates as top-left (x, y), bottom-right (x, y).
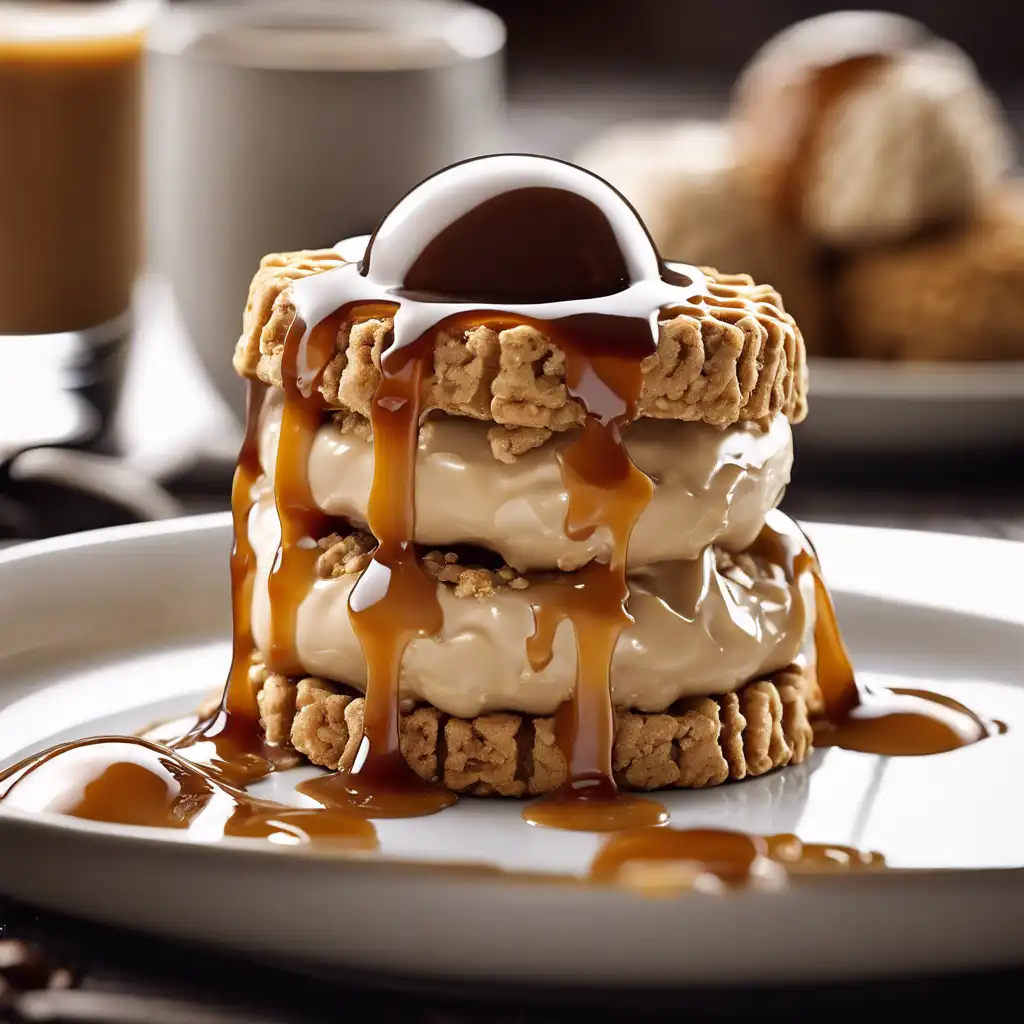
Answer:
top-left (172, 380), bottom-right (290, 786)
top-left (589, 826), bottom-right (885, 890)
top-left (816, 688), bottom-right (994, 756)
top-left (752, 509), bottom-right (996, 755)
top-left (0, 737), bottom-right (377, 849)
top-left (764, 833), bottom-right (886, 871)
top-left (520, 315), bottom-right (671, 831)
top-left (298, 330), bottom-right (456, 818)
top-left (748, 508), bottom-right (857, 719)
top-left (266, 310), bottom-right (348, 676)
top-left (0, 156), bottom-right (1006, 849)
top-left (777, 55), bottom-right (894, 223)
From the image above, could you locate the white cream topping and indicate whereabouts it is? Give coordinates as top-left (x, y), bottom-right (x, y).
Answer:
top-left (258, 391), bottom-right (793, 572)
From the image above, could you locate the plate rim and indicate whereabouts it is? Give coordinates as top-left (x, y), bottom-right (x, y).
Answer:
top-left (808, 356), bottom-right (1024, 401)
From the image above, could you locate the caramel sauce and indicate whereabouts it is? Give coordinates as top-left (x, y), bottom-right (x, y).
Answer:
top-left (752, 509), bottom-right (995, 755)
top-left (765, 833), bottom-right (886, 872)
top-left (0, 737), bottom-right (376, 849)
top-left (266, 310), bottom-right (348, 676)
top-left (521, 329), bottom-right (667, 831)
top-left (280, 161), bottom-right (705, 824)
top-left (299, 331), bottom-right (456, 818)
top-left (171, 380), bottom-right (292, 786)
top-left (777, 54), bottom-right (894, 223)
top-left (589, 827), bottom-right (885, 891)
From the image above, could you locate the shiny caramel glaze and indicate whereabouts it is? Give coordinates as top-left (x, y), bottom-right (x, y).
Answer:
top-left (171, 380), bottom-right (294, 786)
top-left (299, 328), bottom-right (456, 818)
top-left (753, 509), bottom-right (996, 755)
top-left (0, 737), bottom-right (376, 848)
top-left (266, 313), bottom-right (340, 676)
top-left (590, 827), bottom-right (885, 890)
top-left (519, 326), bottom-right (667, 830)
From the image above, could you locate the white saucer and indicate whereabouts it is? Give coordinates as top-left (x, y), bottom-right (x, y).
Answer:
top-left (805, 357), bottom-right (1024, 452)
top-left (1, 515), bottom-right (1023, 985)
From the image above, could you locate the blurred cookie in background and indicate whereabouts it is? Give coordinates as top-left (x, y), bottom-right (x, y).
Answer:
top-left (575, 119), bottom-right (827, 353)
top-left (731, 10), bottom-right (1014, 248)
top-left (836, 180), bottom-right (1024, 361)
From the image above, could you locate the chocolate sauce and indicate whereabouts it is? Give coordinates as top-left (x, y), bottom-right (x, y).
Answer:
top-left (589, 827), bottom-right (885, 891)
top-left (752, 509), bottom-right (995, 755)
top-left (0, 737), bottom-right (376, 848)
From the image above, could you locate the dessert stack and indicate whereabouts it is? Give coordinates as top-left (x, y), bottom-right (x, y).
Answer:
top-left (229, 155), bottom-right (820, 805)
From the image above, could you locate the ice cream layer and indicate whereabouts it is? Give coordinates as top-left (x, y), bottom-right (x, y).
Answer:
top-left (258, 390), bottom-right (792, 572)
top-left (247, 489), bottom-right (811, 718)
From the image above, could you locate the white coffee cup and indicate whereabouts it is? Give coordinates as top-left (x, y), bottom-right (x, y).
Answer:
top-left (145, 0), bottom-right (506, 418)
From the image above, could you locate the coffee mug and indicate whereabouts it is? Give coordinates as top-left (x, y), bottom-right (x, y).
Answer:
top-left (145, 0), bottom-right (506, 419)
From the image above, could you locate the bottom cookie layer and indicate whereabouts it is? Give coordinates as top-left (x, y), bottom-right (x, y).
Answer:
top-left (251, 662), bottom-right (821, 796)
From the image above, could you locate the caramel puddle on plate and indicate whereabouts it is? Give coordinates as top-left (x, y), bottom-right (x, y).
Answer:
top-left (589, 827), bottom-right (886, 895)
top-left (752, 510), bottom-right (1001, 758)
top-left (0, 736), bottom-right (377, 849)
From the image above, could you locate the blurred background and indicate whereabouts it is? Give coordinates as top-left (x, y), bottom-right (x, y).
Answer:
top-left (1, 0), bottom-right (1022, 545)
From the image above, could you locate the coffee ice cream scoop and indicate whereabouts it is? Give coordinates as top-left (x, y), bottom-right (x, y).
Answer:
top-left (731, 10), bottom-right (1014, 247)
top-left (575, 119), bottom-right (826, 352)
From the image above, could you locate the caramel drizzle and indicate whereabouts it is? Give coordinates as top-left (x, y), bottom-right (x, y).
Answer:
top-left (266, 309), bottom-right (349, 676)
top-left (1, 157), bottom-right (999, 845)
top-left (752, 509), bottom-right (995, 755)
top-left (261, 163), bottom-right (714, 822)
top-left (776, 54), bottom-right (895, 223)
top-left (589, 827), bottom-right (885, 890)
top-left (171, 380), bottom-right (290, 786)
top-left (0, 737), bottom-right (377, 848)
top-left (520, 318), bottom-right (668, 831)
top-left (299, 326), bottom-right (455, 817)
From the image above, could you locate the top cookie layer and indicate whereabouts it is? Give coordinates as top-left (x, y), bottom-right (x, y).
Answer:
top-left (233, 249), bottom-right (808, 432)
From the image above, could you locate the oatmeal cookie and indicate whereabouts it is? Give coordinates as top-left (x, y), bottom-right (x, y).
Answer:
top-left (234, 251), bottom-right (807, 429)
top-left (836, 186), bottom-right (1024, 360)
top-left (250, 662), bottom-right (818, 796)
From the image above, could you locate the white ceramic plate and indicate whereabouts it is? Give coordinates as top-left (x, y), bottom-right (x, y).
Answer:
top-left (1, 515), bottom-right (1024, 986)
top-left (805, 357), bottom-right (1024, 452)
